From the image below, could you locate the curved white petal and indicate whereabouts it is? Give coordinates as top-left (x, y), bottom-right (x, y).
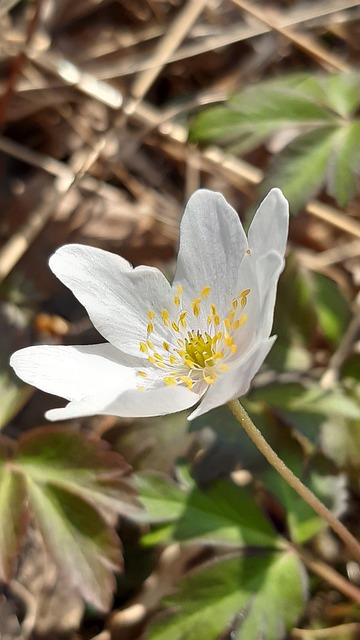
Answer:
top-left (10, 343), bottom-right (140, 401)
top-left (255, 250), bottom-right (284, 339)
top-left (173, 190), bottom-right (248, 314)
top-left (11, 343), bottom-right (199, 421)
top-left (248, 189), bottom-right (289, 261)
top-left (49, 245), bottom-right (172, 356)
top-left (46, 386), bottom-right (199, 421)
top-left (188, 337), bottom-right (276, 420)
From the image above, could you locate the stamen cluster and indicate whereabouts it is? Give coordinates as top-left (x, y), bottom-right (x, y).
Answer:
top-left (137, 284), bottom-right (250, 391)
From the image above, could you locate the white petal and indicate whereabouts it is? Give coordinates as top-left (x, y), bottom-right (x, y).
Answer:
top-left (10, 343), bottom-right (200, 421)
top-left (255, 250), bottom-right (284, 338)
top-left (10, 343), bottom-right (139, 401)
top-left (173, 190), bottom-right (248, 313)
top-left (248, 189), bottom-right (289, 260)
top-left (188, 337), bottom-right (275, 420)
top-left (49, 244), bottom-right (172, 356)
top-left (46, 386), bottom-right (199, 421)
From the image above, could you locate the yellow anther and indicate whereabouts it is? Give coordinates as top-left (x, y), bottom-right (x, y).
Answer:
top-left (177, 284), bottom-right (183, 295)
top-left (232, 299), bottom-right (238, 309)
top-left (192, 297), bottom-right (201, 317)
top-left (241, 289), bottom-right (251, 297)
top-left (172, 321), bottom-right (180, 332)
top-left (241, 297), bottom-right (248, 308)
top-left (161, 309), bottom-right (170, 326)
top-left (179, 311), bottom-right (187, 327)
top-left (154, 353), bottom-right (163, 361)
top-left (224, 318), bottom-right (231, 330)
top-left (211, 304), bottom-right (217, 315)
top-left (137, 371), bottom-right (148, 378)
top-left (240, 314), bottom-right (247, 326)
top-left (214, 314), bottom-right (220, 326)
top-left (201, 286), bottom-right (211, 297)
top-left (204, 374), bottom-right (216, 385)
top-left (147, 339), bottom-right (154, 350)
top-left (232, 320), bottom-right (240, 330)
top-left (174, 295), bottom-right (181, 306)
top-left (169, 355), bottom-right (178, 364)
top-left (164, 376), bottom-right (176, 386)
top-left (148, 310), bottom-right (155, 320)
top-left (231, 344), bottom-right (237, 354)
top-left (229, 309), bottom-right (235, 322)
top-left (180, 376), bottom-right (193, 390)
top-left (221, 364), bottom-right (228, 372)
top-left (193, 303), bottom-right (200, 317)
top-left (137, 385), bottom-right (146, 392)
top-left (225, 335), bottom-right (234, 347)
top-left (140, 342), bottom-right (148, 353)
top-left (213, 352), bottom-right (224, 360)
top-left (147, 322), bottom-right (154, 334)
top-left (163, 341), bottom-right (170, 351)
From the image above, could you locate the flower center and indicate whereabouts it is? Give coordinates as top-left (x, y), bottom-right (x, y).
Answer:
top-left (137, 284), bottom-right (250, 391)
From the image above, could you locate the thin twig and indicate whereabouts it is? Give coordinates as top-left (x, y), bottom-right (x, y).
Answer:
top-left (295, 546), bottom-right (360, 605)
top-left (292, 622), bottom-right (360, 638)
top-left (230, 0), bottom-right (351, 72)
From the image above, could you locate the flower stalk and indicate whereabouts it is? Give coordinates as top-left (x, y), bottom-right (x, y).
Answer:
top-left (228, 399), bottom-right (360, 565)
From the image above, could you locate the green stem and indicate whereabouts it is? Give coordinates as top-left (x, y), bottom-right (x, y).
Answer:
top-left (228, 399), bottom-right (360, 564)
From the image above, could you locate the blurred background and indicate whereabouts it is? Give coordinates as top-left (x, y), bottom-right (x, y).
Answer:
top-left (1, 1), bottom-right (360, 639)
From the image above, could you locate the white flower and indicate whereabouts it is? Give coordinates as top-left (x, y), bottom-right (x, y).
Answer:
top-left (10, 189), bottom-right (289, 422)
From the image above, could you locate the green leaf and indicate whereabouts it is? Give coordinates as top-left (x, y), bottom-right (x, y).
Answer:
top-left (16, 426), bottom-right (139, 520)
top-left (252, 382), bottom-right (360, 420)
top-left (147, 551), bottom-right (307, 640)
top-left (328, 121), bottom-right (360, 205)
top-left (0, 427), bottom-right (139, 610)
top-left (189, 72), bottom-right (360, 209)
top-left (26, 481), bottom-right (122, 611)
top-left (263, 126), bottom-right (338, 211)
top-left (135, 473), bottom-right (280, 548)
top-left (0, 442), bottom-right (28, 581)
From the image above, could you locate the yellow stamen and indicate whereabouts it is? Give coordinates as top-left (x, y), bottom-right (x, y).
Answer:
top-left (177, 284), bottom-right (183, 295)
top-left (180, 375), bottom-right (193, 389)
top-left (140, 342), bottom-right (148, 353)
top-left (148, 310), bottom-right (155, 320)
top-left (172, 321), bottom-right (180, 332)
top-left (164, 376), bottom-right (176, 386)
top-left (201, 286), bottom-right (210, 297)
top-left (161, 309), bottom-right (170, 326)
top-left (137, 371), bottom-right (148, 378)
top-left (147, 322), bottom-right (154, 334)
top-left (179, 311), bottom-right (187, 327)
top-left (174, 295), bottom-right (181, 306)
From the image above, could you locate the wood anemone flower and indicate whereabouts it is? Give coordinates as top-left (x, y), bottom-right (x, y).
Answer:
top-left (10, 189), bottom-right (289, 421)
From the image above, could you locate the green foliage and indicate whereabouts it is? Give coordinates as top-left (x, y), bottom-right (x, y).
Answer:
top-left (0, 427), bottom-right (139, 611)
top-left (147, 552), bottom-right (307, 640)
top-left (268, 252), bottom-right (351, 373)
top-left (135, 472), bottom-right (280, 548)
top-left (189, 72), bottom-right (360, 210)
